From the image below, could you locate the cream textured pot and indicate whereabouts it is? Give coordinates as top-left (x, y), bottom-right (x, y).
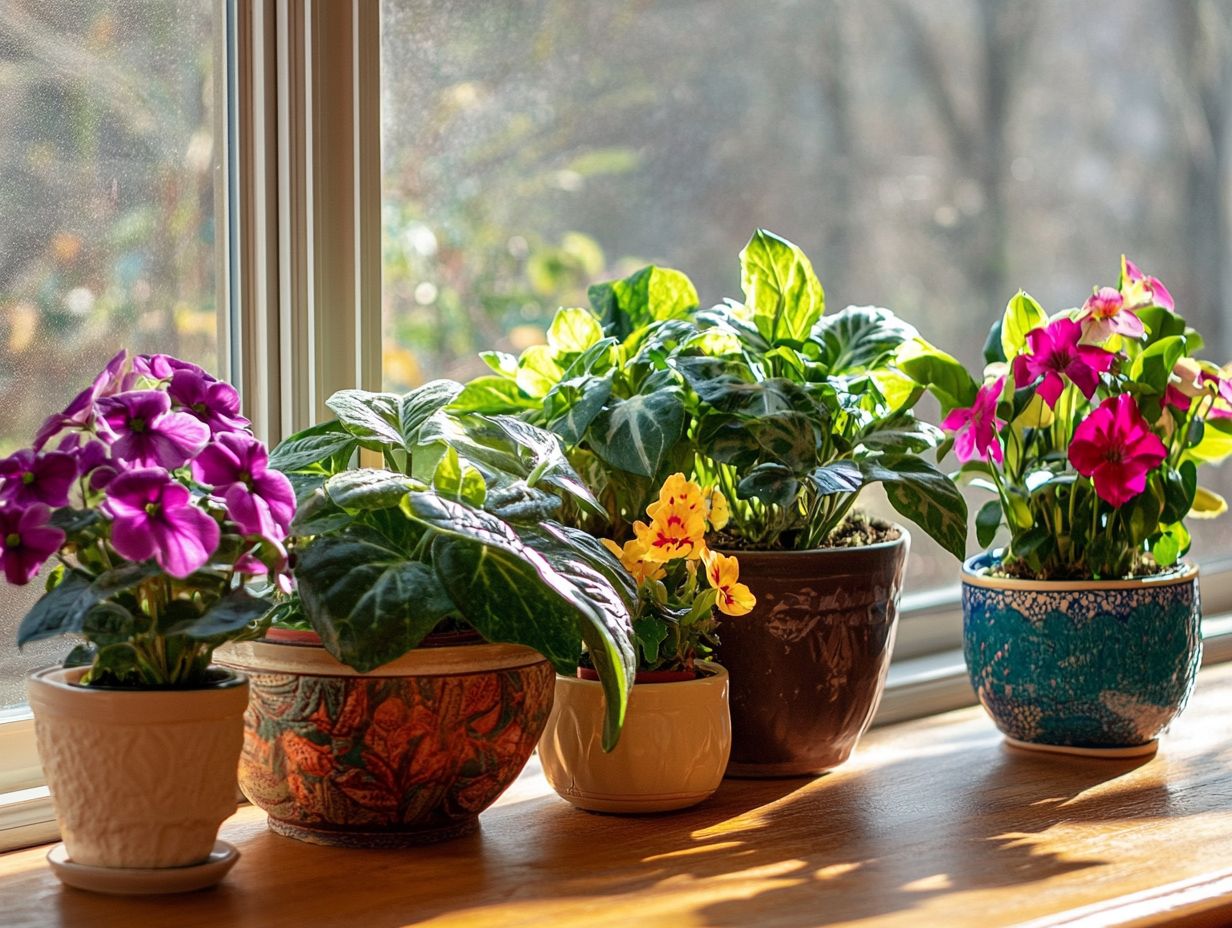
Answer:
top-left (539, 661), bottom-right (731, 813)
top-left (26, 665), bottom-right (248, 868)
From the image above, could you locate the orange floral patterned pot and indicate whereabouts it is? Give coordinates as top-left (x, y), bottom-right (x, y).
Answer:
top-left (215, 637), bottom-right (553, 847)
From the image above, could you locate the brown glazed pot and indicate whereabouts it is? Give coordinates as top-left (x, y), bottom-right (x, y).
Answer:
top-left (215, 635), bottom-right (553, 847)
top-left (716, 527), bottom-right (909, 777)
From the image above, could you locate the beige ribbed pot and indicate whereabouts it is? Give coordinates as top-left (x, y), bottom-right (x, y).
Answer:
top-left (27, 665), bottom-right (248, 868)
top-left (539, 661), bottom-right (731, 813)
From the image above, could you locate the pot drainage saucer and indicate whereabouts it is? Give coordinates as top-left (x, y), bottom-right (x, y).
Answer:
top-left (47, 840), bottom-right (239, 894)
top-left (1003, 736), bottom-right (1159, 759)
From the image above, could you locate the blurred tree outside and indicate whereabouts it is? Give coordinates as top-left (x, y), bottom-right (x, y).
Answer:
top-left (380, 0), bottom-right (1232, 589)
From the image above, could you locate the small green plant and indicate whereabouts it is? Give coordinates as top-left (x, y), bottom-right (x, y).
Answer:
top-left (270, 382), bottom-right (637, 747)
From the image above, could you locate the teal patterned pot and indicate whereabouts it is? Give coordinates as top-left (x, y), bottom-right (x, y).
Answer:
top-left (962, 554), bottom-right (1202, 754)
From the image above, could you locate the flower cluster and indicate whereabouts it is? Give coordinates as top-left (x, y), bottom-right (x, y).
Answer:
top-left (603, 474), bottom-right (753, 673)
top-left (10, 351), bottom-right (293, 687)
top-left (931, 258), bottom-right (1231, 579)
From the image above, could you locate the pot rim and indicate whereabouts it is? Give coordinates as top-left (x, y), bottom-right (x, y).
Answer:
top-left (27, 663), bottom-right (247, 692)
top-left (27, 664), bottom-right (250, 725)
top-left (713, 522), bottom-right (910, 558)
top-left (215, 637), bottom-right (548, 677)
top-left (558, 660), bottom-right (728, 690)
top-left (962, 551), bottom-right (1199, 592)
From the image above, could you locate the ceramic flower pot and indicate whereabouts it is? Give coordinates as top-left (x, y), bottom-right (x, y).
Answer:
top-left (962, 553), bottom-right (1202, 755)
top-left (714, 529), bottom-right (909, 777)
top-left (538, 661), bottom-right (731, 813)
top-left (26, 664), bottom-right (248, 869)
top-left (215, 635), bottom-right (554, 847)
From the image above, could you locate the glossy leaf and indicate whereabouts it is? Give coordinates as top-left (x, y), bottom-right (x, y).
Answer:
top-left (737, 463), bottom-right (800, 508)
top-left (739, 229), bottom-right (824, 344)
top-left (166, 589), bottom-right (274, 640)
top-left (860, 457), bottom-right (969, 560)
top-left (547, 307), bottom-right (604, 354)
top-left (326, 389), bottom-right (405, 447)
top-left (811, 305), bottom-right (918, 375)
top-left (1000, 290), bottom-right (1048, 360)
top-left (588, 390), bottom-right (686, 478)
top-left (270, 420), bottom-right (358, 474)
top-left (589, 265), bottom-right (698, 339)
top-left (325, 468), bottom-right (418, 512)
top-left (449, 376), bottom-right (536, 414)
top-left (808, 460), bottom-right (864, 495)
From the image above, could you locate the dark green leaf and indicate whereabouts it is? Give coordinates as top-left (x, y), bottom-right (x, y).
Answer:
top-left (861, 457), bottom-right (968, 560)
top-left (588, 391), bottom-right (686, 478)
top-left (326, 389), bottom-right (406, 447)
top-left (295, 533), bottom-right (456, 672)
top-left (808, 461), bottom-right (864, 495)
top-left (976, 499), bottom-right (1002, 548)
top-left (270, 420), bottom-right (358, 474)
top-left (18, 564), bottom-right (158, 647)
top-left (545, 375), bottom-right (612, 446)
top-left (400, 380), bottom-right (465, 445)
top-left (810, 305), bottom-right (917, 375)
top-left (737, 463), bottom-right (800, 508)
top-left (166, 589), bottom-right (275, 639)
top-left (325, 468), bottom-right (418, 512)
top-left (589, 265), bottom-right (698, 339)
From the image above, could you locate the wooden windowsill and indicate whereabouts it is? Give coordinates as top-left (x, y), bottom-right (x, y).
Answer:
top-left (4, 664), bottom-right (1232, 928)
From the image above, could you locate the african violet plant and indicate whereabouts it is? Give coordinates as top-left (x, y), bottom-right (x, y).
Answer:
top-left (12, 352), bottom-right (290, 687)
top-left (269, 382), bottom-right (637, 748)
top-left (676, 230), bottom-right (968, 555)
top-left (600, 473), bottom-right (754, 675)
top-left (911, 256), bottom-right (1232, 580)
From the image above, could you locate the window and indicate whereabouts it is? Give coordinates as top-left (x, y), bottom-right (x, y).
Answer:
top-left (378, 0), bottom-right (1232, 609)
top-left (0, 0), bottom-right (222, 708)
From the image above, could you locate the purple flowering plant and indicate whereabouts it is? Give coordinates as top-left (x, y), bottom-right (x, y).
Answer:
top-left (11, 351), bottom-right (292, 687)
top-left (904, 257), bottom-right (1232, 580)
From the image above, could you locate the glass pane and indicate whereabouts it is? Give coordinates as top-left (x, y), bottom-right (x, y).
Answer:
top-left (0, 1), bottom-right (220, 706)
top-left (380, 0), bottom-right (1232, 598)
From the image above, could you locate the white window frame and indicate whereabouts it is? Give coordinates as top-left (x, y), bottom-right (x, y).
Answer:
top-left (4, 0), bottom-right (1232, 851)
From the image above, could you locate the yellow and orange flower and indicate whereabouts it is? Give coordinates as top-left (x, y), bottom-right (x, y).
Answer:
top-left (701, 547), bottom-right (756, 617)
top-left (634, 473), bottom-right (707, 562)
top-left (601, 537), bottom-right (666, 585)
top-left (704, 486), bottom-right (730, 531)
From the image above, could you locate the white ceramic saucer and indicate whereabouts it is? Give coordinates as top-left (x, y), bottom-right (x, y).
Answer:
top-left (1004, 736), bottom-right (1159, 759)
top-left (47, 840), bottom-right (239, 894)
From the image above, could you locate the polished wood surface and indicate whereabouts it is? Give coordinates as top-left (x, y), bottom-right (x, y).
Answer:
top-left (4, 664), bottom-right (1232, 928)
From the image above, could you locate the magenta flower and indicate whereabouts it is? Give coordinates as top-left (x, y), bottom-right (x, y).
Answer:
top-left (1120, 256), bottom-right (1174, 311)
top-left (192, 432), bottom-right (295, 537)
top-left (57, 434), bottom-right (116, 490)
top-left (1077, 287), bottom-right (1145, 344)
top-left (33, 349), bottom-right (127, 450)
top-left (1011, 318), bottom-right (1115, 407)
top-left (941, 377), bottom-right (1006, 464)
top-left (130, 353), bottom-right (207, 383)
top-left (97, 390), bottom-right (210, 470)
top-left (102, 468), bottom-right (220, 578)
top-left (1069, 394), bottom-right (1167, 508)
top-left (0, 504), bottom-right (65, 585)
top-left (168, 370), bottom-right (250, 435)
top-left (0, 450), bottom-right (78, 508)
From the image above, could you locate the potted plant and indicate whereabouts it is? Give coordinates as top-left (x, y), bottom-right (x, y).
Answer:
top-left (12, 351), bottom-right (285, 891)
top-left (913, 257), bottom-right (1228, 755)
top-left (672, 230), bottom-right (968, 776)
top-left (538, 472), bottom-right (754, 812)
top-left (216, 382), bottom-right (637, 846)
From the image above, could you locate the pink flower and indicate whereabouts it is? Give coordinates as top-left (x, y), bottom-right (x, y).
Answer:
top-left (1069, 394), bottom-right (1167, 508)
top-left (33, 349), bottom-right (127, 450)
top-left (0, 450), bottom-right (78, 508)
top-left (1011, 318), bottom-right (1115, 407)
top-left (1120, 255), bottom-right (1174, 311)
top-left (167, 370), bottom-right (250, 436)
top-left (96, 390), bottom-right (210, 470)
top-left (1077, 286), bottom-right (1145, 343)
top-left (192, 432), bottom-right (295, 537)
top-left (102, 468), bottom-right (220, 578)
top-left (941, 377), bottom-right (1006, 464)
top-left (0, 504), bottom-right (65, 585)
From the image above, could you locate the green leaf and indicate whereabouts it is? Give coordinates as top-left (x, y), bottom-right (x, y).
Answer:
top-left (860, 457), bottom-right (968, 560)
top-left (810, 305), bottom-right (917, 375)
top-left (166, 589), bottom-right (274, 639)
top-left (17, 564), bottom-right (158, 647)
top-left (1001, 291), bottom-right (1048, 360)
top-left (290, 487), bottom-right (354, 535)
top-left (325, 468), bottom-right (418, 512)
top-left (449, 376), bottom-right (536, 414)
top-left (737, 463), bottom-right (800, 508)
top-left (1185, 417), bottom-right (1232, 464)
top-left (547, 307), bottom-right (604, 354)
top-left (588, 391), bottom-right (686, 478)
top-left (1137, 306), bottom-right (1188, 346)
top-left (859, 415), bottom-right (944, 454)
top-left (589, 265), bottom-right (699, 339)
top-left (515, 345), bottom-right (564, 399)
top-left (399, 380), bottom-right (465, 445)
top-left (544, 375), bottom-right (612, 446)
top-left (479, 350), bottom-right (518, 378)
top-left (897, 340), bottom-right (979, 410)
top-left (295, 533), bottom-right (456, 672)
top-left (747, 413), bottom-right (819, 470)
top-left (432, 446), bottom-right (487, 508)
top-left (634, 616), bottom-right (668, 666)
top-left (976, 499), bottom-right (1002, 548)
top-left (485, 416), bottom-right (606, 518)
top-left (270, 421), bottom-right (358, 474)
top-left (808, 461), bottom-right (863, 495)
top-left (326, 389), bottom-right (406, 447)
top-left (1129, 335), bottom-right (1187, 395)
top-left (740, 229), bottom-right (825, 344)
